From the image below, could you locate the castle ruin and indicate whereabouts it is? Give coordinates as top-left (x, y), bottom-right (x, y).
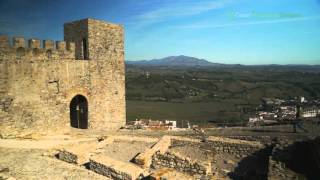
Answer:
top-left (0, 18), bottom-right (126, 134)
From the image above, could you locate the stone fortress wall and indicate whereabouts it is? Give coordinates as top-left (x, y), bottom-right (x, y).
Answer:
top-left (0, 18), bottom-right (126, 135)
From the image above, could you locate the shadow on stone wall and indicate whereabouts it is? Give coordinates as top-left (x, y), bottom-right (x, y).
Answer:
top-left (271, 137), bottom-right (320, 180)
top-left (228, 145), bottom-right (273, 180)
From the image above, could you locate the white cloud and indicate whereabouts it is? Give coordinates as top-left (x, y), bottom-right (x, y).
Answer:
top-left (178, 15), bottom-right (320, 29)
top-left (134, 0), bottom-right (234, 25)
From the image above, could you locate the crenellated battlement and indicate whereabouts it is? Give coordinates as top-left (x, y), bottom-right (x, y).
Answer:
top-left (0, 35), bottom-right (75, 61)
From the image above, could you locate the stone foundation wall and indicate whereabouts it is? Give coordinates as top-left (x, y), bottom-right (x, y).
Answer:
top-left (89, 155), bottom-right (144, 180)
top-left (171, 139), bottom-right (262, 158)
top-left (206, 141), bottom-right (261, 157)
top-left (134, 136), bottom-right (171, 168)
top-left (226, 136), bottom-right (272, 144)
top-left (151, 151), bottom-right (211, 176)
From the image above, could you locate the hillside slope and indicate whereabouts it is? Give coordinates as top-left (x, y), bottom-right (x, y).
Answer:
top-left (125, 65), bottom-right (320, 124)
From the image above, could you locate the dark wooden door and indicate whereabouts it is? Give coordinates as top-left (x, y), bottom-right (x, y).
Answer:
top-left (70, 95), bottom-right (88, 129)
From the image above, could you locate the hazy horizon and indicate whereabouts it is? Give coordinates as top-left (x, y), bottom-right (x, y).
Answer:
top-left (0, 0), bottom-right (319, 65)
top-left (125, 55), bottom-right (320, 66)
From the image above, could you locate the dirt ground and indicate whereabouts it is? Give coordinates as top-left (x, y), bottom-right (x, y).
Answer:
top-left (0, 148), bottom-right (108, 180)
top-left (212, 153), bottom-right (239, 180)
top-left (101, 140), bottom-right (155, 162)
top-left (169, 143), bottom-right (214, 162)
top-left (212, 152), bottom-right (269, 180)
top-left (0, 123), bottom-right (317, 180)
top-left (0, 135), bottom-right (156, 180)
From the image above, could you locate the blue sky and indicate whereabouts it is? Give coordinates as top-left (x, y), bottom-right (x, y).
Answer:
top-left (0, 0), bottom-right (319, 65)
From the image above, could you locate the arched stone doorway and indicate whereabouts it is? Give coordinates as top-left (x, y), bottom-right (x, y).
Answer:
top-left (70, 95), bottom-right (88, 129)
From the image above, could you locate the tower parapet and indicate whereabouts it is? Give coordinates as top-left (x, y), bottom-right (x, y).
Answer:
top-left (0, 35), bottom-right (75, 61)
top-left (64, 18), bottom-right (124, 62)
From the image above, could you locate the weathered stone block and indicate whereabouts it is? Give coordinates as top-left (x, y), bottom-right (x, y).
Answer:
top-left (43, 40), bottom-right (54, 49)
top-left (135, 136), bottom-right (171, 168)
top-left (28, 39), bottom-right (41, 49)
top-left (58, 150), bottom-right (79, 164)
top-left (0, 36), bottom-right (9, 48)
top-left (66, 42), bottom-right (75, 52)
top-left (56, 41), bottom-right (66, 50)
top-left (90, 155), bottom-right (144, 180)
top-left (13, 37), bottom-right (25, 48)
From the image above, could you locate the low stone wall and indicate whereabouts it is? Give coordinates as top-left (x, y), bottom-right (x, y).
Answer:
top-left (171, 138), bottom-right (263, 158)
top-left (58, 141), bottom-right (97, 165)
top-left (58, 150), bottom-right (80, 164)
top-left (151, 151), bottom-right (211, 176)
top-left (207, 136), bottom-right (263, 147)
top-left (226, 135), bottom-right (272, 144)
top-left (206, 141), bottom-right (262, 158)
top-left (134, 136), bottom-right (171, 168)
top-left (90, 155), bottom-right (144, 180)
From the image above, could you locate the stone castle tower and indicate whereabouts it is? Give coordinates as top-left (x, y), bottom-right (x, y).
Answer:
top-left (0, 18), bottom-right (126, 134)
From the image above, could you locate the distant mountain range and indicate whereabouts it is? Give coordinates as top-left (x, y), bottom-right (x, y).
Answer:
top-left (126, 55), bottom-right (320, 71)
top-left (126, 55), bottom-right (230, 67)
